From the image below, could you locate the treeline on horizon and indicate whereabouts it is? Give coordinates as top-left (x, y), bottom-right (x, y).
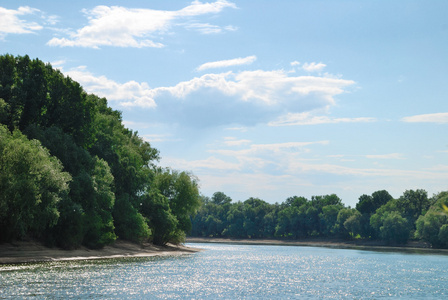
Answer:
top-left (0, 54), bottom-right (201, 248)
top-left (191, 189), bottom-right (448, 248)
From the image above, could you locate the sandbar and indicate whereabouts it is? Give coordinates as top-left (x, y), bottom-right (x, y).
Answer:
top-left (0, 240), bottom-right (200, 265)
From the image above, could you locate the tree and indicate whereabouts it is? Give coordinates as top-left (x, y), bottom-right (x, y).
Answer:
top-left (379, 211), bottom-right (410, 244)
top-left (113, 194), bottom-right (151, 244)
top-left (319, 204), bottom-right (343, 236)
top-left (397, 189), bottom-right (430, 226)
top-left (0, 126), bottom-right (71, 242)
top-left (415, 192), bottom-right (448, 248)
top-left (153, 169), bottom-right (200, 237)
top-left (356, 190), bottom-right (393, 215)
top-left (335, 208), bottom-right (359, 238)
top-left (141, 190), bottom-right (179, 245)
top-left (370, 199), bottom-right (411, 244)
top-left (355, 190), bottom-right (393, 239)
top-left (211, 191), bottom-right (232, 205)
top-left (343, 211), bottom-right (362, 238)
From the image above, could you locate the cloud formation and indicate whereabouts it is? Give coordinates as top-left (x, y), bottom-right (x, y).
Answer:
top-left (65, 66), bottom-right (157, 107)
top-left (65, 64), bottom-right (356, 128)
top-left (47, 1), bottom-right (236, 48)
top-left (302, 62), bottom-right (326, 72)
top-left (269, 112), bottom-right (375, 126)
top-left (197, 55), bottom-right (257, 71)
top-left (0, 6), bottom-right (43, 37)
top-left (401, 112), bottom-right (448, 124)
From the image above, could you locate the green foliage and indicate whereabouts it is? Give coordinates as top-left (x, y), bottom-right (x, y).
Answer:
top-left (0, 54), bottom-right (201, 250)
top-left (397, 189), bottom-right (430, 225)
top-left (0, 125), bottom-right (71, 241)
top-left (48, 198), bottom-right (85, 249)
top-left (343, 210), bottom-right (362, 238)
top-left (113, 194), bottom-right (151, 244)
top-left (378, 211), bottom-right (410, 244)
top-left (140, 190), bottom-right (179, 245)
top-left (356, 190), bottom-right (393, 215)
top-left (151, 169), bottom-right (200, 242)
top-left (415, 192), bottom-right (448, 247)
top-left (319, 204), bottom-right (344, 236)
top-left (0, 55), bottom-right (95, 148)
top-left (335, 208), bottom-right (358, 238)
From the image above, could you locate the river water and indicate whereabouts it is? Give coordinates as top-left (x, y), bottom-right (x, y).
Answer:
top-left (1, 242), bottom-right (448, 299)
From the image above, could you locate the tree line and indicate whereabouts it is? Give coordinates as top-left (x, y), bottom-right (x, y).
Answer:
top-left (191, 190), bottom-right (448, 248)
top-left (0, 54), bottom-right (200, 248)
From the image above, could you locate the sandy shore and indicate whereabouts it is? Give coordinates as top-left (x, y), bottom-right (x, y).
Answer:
top-left (186, 237), bottom-right (448, 255)
top-left (0, 240), bottom-right (200, 265)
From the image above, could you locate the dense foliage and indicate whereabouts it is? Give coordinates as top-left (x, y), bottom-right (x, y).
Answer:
top-left (0, 55), bottom-right (200, 247)
top-left (191, 189), bottom-right (448, 248)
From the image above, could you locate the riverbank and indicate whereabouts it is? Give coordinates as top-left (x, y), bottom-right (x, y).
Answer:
top-left (0, 240), bottom-right (200, 265)
top-left (186, 237), bottom-right (448, 255)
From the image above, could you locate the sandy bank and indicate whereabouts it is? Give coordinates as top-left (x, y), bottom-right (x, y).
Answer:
top-left (186, 237), bottom-right (448, 255)
top-left (0, 240), bottom-right (200, 265)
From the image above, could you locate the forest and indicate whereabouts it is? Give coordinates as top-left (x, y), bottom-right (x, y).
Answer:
top-left (1, 54), bottom-right (448, 250)
top-left (0, 54), bottom-right (200, 248)
top-left (191, 190), bottom-right (448, 248)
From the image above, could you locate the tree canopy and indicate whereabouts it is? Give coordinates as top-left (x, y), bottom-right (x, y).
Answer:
top-left (0, 55), bottom-right (199, 247)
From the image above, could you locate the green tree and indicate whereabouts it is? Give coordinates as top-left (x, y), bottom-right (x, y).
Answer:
top-left (379, 211), bottom-right (410, 244)
top-left (0, 126), bottom-right (71, 242)
top-left (415, 192), bottom-right (448, 248)
top-left (343, 210), bottom-right (362, 238)
top-left (113, 194), bottom-right (151, 244)
top-left (355, 190), bottom-right (393, 238)
top-left (152, 169), bottom-right (200, 238)
top-left (397, 189), bottom-right (430, 226)
top-left (141, 190), bottom-right (179, 245)
top-left (319, 204), bottom-right (344, 236)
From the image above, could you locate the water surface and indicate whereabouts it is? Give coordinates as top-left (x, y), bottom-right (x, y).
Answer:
top-left (1, 243), bottom-right (447, 299)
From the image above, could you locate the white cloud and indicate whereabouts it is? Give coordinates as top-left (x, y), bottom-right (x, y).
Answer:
top-left (197, 55), bottom-right (257, 71)
top-left (401, 112), bottom-right (448, 124)
top-left (223, 137), bottom-right (252, 146)
top-left (164, 156), bottom-right (241, 171)
top-left (269, 112), bottom-right (375, 126)
top-left (211, 141), bottom-right (329, 159)
top-left (290, 61), bottom-right (300, 66)
top-left (153, 69), bottom-right (354, 106)
top-left (64, 66), bottom-right (157, 108)
top-left (0, 6), bottom-right (43, 37)
top-left (47, 1), bottom-right (236, 48)
top-left (365, 153), bottom-right (405, 160)
top-left (185, 23), bottom-right (236, 34)
top-left (63, 64), bottom-right (355, 128)
top-left (302, 62), bottom-right (326, 72)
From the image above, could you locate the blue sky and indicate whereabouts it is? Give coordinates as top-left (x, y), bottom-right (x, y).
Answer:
top-left (1, 0), bottom-right (447, 206)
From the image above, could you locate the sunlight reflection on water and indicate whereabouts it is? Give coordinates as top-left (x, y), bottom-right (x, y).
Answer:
top-left (1, 243), bottom-right (448, 298)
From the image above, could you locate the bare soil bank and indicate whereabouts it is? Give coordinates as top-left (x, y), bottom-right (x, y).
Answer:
top-left (186, 237), bottom-right (448, 255)
top-left (0, 240), bottom-right (200, 265)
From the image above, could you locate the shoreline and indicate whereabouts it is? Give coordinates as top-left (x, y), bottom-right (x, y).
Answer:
top-left (186, 237), bottom-right (448, 255)
top-left (0, 240), bottom-right (200, 265)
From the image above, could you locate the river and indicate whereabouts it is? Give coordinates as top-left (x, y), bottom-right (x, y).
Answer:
top-left (1, 242), bottom-right (448, 299)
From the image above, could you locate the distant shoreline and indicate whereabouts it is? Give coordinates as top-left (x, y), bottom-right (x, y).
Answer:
top-left (186, 237), bottom-right (448, 255)
top-left (0, 240), bottom-right (200, 265)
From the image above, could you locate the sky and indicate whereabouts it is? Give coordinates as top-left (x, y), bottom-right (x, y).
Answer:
top-left (1, 0), bottom-right (448, 207)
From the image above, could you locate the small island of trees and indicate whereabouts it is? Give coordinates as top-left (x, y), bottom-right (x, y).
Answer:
top-left (1, 54), bottom-right (447, 250)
